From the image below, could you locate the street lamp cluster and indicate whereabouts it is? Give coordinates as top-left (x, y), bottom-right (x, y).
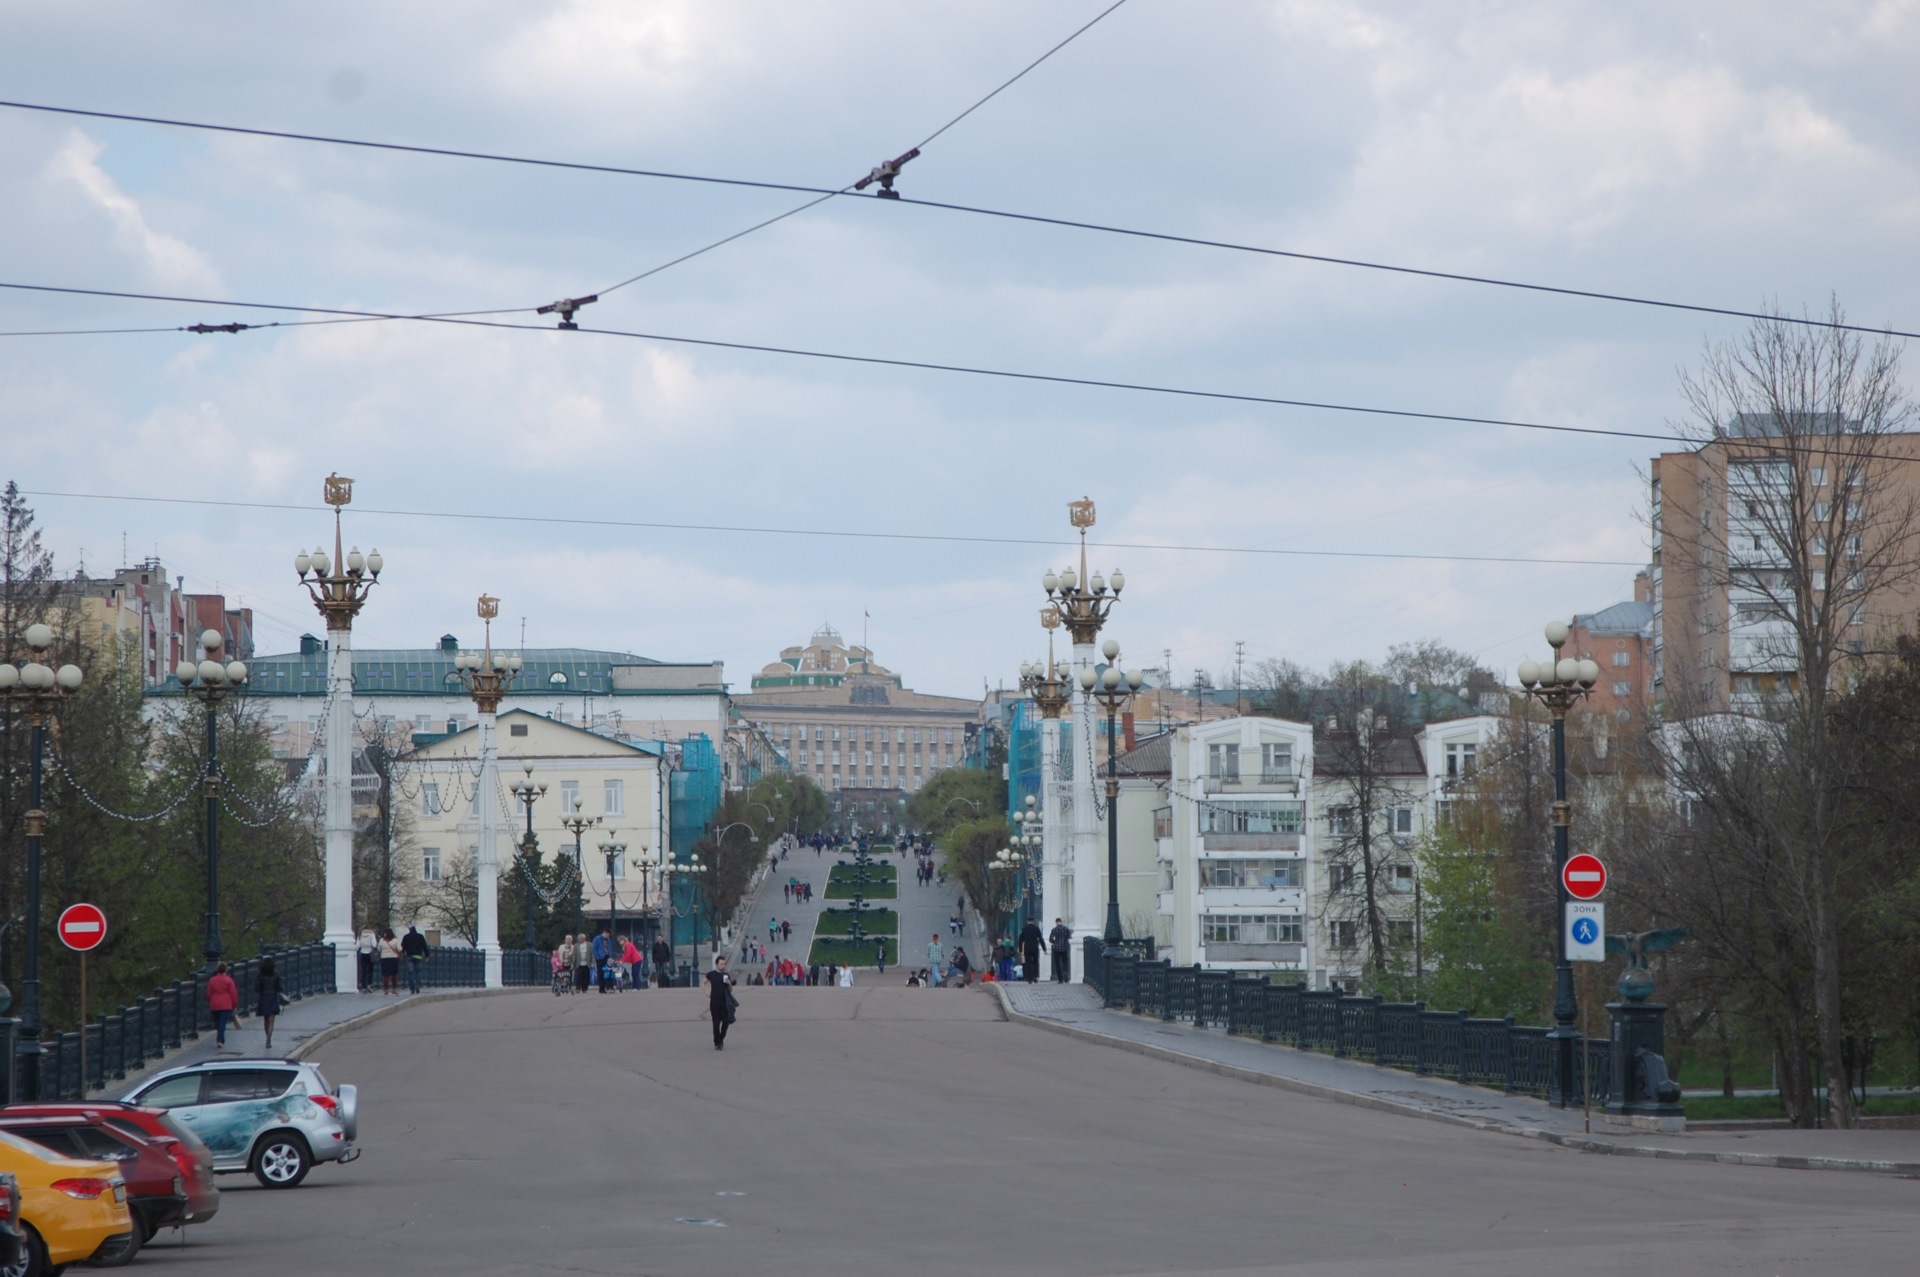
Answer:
top-left (1516, 619), bottom-right (1600, 1109)
top-left (175, 630), bottom-right (248, 970)
top-left (0, 624), bottom-right (84, 1097)
top-left (1083, 640), bottom-right (1146, 945)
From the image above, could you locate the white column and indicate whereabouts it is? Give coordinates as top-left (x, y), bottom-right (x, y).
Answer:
top-left (323, 624), bottom-right (358, 991)
top-left (1039, 715), bottom-right (1068, 979)
top-left (1070, 637), bottom-right (1103, 945)
top-left (476, 708), bottom-right (502, 987)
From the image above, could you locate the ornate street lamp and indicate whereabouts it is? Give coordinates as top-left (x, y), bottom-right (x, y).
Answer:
top-left (597, 833), bottom-right (628, 957)
top-left (1080, 639), bottom-right (1145, 946)
top-left (174, 630), bottom-right (249, 970)
top-left (295, 473), bottom-right (382, 990)
top-left (0, 623), bottom-right (83, 1099)
top-left (630, 844), bottom-right (662, 956)
top-left (450, 595), bottom-right (522, 987)
top-left (511, 765), bottom-right (547, 949)
top-left (1516, 620), bottom-right (1600, 1109)
top-left (560, 811), bottom-right (603, 940)
top-left (673, 853), bottom-right (709, 975)
top-left (1019, 604), bottom-right (1075, 974)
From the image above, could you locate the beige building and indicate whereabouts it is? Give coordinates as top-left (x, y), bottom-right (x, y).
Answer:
top-left (396, 710), bottom-right (670, 940)
top-left (734, 625), bottom-right (979, 793)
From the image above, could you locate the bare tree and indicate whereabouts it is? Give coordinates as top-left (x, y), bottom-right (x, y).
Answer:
top-left (1659, 300), bottom-right (1918, 1126)
top-left (1315, 664), bottom-right (1421, 982)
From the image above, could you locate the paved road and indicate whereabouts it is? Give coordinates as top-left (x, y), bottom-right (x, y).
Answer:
top-left (150, 988), bottom-right (1920, 1277)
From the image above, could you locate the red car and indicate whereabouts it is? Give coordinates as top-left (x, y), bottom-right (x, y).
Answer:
top-left (0, 1110), bottom-right (199, 1246)
top-left (1, 1103), bottom-right (217, 1233)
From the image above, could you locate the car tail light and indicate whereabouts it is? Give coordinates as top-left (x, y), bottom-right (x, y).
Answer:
top-left (308, 1094), bottom-right (339, 1115)
top-left (51, 1178), bottom-right (113, 1200)
top-left (173, 1176), bottom-right (186, 1197)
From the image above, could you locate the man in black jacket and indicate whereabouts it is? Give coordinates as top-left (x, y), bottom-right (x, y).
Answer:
top-left (400, 924), bottom-right (429, 993)
top-left (1048, 918), bottom-right (1073, 983)
top-left (1018, 918), bottom-right (1045, 984)
top-left (651, 936), bottom-right (674, 987)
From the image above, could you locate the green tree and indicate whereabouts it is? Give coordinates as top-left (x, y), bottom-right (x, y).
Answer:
top-left (1397, 826), bottom-right (1550, 1019)
top-left (906, 766), bottom-right (1005, 845)
top-left (936, 816), bottom-right (1015, 945)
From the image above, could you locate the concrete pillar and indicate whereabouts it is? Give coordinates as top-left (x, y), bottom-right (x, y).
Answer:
top-left (1070, 637), bottom-right (1102, 945)
top-left (476, 708), bottom-right (502, 987)
top-left (323, 624), bottom-right (357, 992)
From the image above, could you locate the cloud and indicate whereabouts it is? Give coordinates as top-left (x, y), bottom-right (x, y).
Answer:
top-left (40, 130), bottom-right (223, 292)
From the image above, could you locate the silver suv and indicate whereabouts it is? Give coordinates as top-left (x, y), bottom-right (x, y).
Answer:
top-left (122, 1059), bottom-right (359, 1189)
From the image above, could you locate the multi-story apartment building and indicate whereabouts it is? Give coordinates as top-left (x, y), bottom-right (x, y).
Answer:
top-left (54, 558), bottom-right (252, 681)
top-left (1649, 418), bottom-right (1920, 713)
top-left (1567, 585), bottom-right (1653, 722)
top-left (734, 625), bottom-right (979, 793)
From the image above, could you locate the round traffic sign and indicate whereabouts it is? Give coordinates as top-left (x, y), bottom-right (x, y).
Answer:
top-left (56, 902), bottom-right (108, 952)
top-left (1562, 854), bottom-right (1607, 901)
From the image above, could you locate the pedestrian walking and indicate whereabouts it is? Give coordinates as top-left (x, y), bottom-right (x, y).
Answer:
top-left (706, 956), bottom-right (738, 1050)
top-left (552, 936), bottom-right (573, 995)
top-left (255, 957), bottom-right (285, 1051)
top-left (1019, 918), bottom-right (1044, 984)
top-left (573, 933), bottom-right (594, 993)
top-left (621, 935), bottom-right (642, 989)
top-left (377, 928), bottom-right (403, 994)
top-left (651, 936), bottom-right (673, 987)
top-left (768, 917), bottom-right (779, 946)
top-left (401, 924), bottom-right (430, 992)
top-left (355, 925), bottom-right (378, 992)
top-left (1049, 918), bottom-right (1073, 983)
top-left (838, 964), bottom-right (854, 987)
top-left (780, 919), bottom-right (792, 942)
top-left (875, 940), bottom-right (887, 974)
top-left (592, 929), bottom-right (613, 993)
top-left (927, 934), bottom-right (947, 985)
top-left (207, 961), bottom-right (238, 1047)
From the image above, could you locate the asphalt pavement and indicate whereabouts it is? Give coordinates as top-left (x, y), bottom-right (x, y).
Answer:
top-left (135, 983), bottom-right (1920, 1277)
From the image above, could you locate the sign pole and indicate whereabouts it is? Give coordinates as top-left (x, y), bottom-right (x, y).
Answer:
top-left (79, 953), bottom-right (87, 1098)
top-left (1581, 961), bottom-right (1592, 1134)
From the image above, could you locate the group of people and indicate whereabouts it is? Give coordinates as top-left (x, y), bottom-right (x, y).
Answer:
top-left (766, 917), bottom-right (794, 945)
top-left (755, 956), bottom-right (854, 986)
top-left (919, 933), bottom-right (974, 986)
top-left (205, 956), bottom-right (289, 1050)
top-left (781, 879), bottom-right (814, 904)
top-left (550, 930), bottom-right (678, 994)
top-left (913, 852), bottom-right (945, 887)
top-left (355, 924), bottom-right (431, 994)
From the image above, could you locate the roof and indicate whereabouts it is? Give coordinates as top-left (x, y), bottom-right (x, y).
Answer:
top-left (1313, 733), bottom-right (1425, 777)
top-left (1575, 600), bottom-right (1653, 637)
top-left (194, 645), bottom-right (664, 698)
top-left (1107, 730), bottom-right (1173, 780)
top-left (405, 708), bottom-right (665, 759)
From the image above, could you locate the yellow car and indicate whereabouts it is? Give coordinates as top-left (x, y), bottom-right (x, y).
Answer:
top-left (0, 1129), bottom-right (137, 1273)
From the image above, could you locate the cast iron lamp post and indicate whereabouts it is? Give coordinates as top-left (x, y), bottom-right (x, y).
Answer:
top-left (174, 630), bottom-right (249, 970)
top-left (1014, 794), bottom-right (1044, 917)
top-left (597, 833), bottom-right (627, 951)
top-left (560, 811), bottom-right (602, 939)
top-left (674, 853), bottom-right (709, 973)
top-left (1516, 620), bottom-right (1600, 1108)
top-left (0, 623), bottom-right (83, 1099)
top-left (1079, 639), bottom-right (1144, 946)
top-left (511, 765), bottom-right (546, 949)
top-left (450, 596), bottom-right (522, 987)
top-left (630, 845), bottom-right (661, 954)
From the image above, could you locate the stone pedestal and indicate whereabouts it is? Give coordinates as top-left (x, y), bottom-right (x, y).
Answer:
top-left (1606, 1000), bottom-right (1686, 1132)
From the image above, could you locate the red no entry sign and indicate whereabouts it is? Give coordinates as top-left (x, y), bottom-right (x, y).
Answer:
top-left (1562, 854), bottom-right (1607, 901)
top-left (57, 902), bottom-right (108, 952)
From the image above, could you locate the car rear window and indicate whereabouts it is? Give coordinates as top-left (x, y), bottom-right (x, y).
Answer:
top-left (203, 1069), bottom-right (297, 1102)
top-left (70, 1128), bottom-right (134, 1161)
top-left (137, 1074), bottom-right (205, 1109)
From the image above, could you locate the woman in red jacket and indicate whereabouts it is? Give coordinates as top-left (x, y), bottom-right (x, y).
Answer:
top-left (207, 962), bottom-right (239, 1048)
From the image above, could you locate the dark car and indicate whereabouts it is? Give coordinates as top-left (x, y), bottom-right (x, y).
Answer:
top-left (0, 1113), bottom-right (187, 1247)
top-left (3, 1103), bottom-right (217, 1231)
top-left (0, 1173), bottom-right (21, 1270)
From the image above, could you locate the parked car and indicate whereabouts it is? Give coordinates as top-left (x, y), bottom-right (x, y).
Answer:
top-left (121, 1058), bottom-right (359, 1188)
top-left (0, 1112), bottom-right (186, 1246)
top-left (0, 1129), bottom-right (136, 1274)
top-left (0, 1173), bottom-right (22, 1271)
top-left (3, 1103), bottom-right (217, 1232)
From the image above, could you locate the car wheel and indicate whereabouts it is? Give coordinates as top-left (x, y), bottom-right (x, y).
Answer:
top-left (4, 1224), bottom-right (48, 1277)
top-left (251, 1133), bottom-right (311, 1188)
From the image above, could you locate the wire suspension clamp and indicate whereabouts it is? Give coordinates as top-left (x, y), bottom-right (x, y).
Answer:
top-left (853, 148), bottom-right (920, 199)
top-left (536, 294), bottom-right (599, 330)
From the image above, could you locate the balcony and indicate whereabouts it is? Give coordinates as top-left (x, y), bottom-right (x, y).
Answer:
top-left (1202, 941), bottom-right (1304, 964)
top-left (1199, 830), bottom-right (1302, 852)
top-left (1202, 770), bottom-right (1298, 795)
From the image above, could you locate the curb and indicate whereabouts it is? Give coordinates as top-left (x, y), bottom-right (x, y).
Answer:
top-left (291, 987), bottom-right (536, 1061)
top-left (990, 987), bottom-right (1920, 1178)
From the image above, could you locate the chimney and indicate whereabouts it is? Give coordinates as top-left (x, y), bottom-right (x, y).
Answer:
top-left (1634, 569), bottom-right (1652, 603)
top-left (1122, 710), bottom-right (1135, 752)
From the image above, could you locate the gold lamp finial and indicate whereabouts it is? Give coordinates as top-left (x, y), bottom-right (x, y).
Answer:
top-left (323, 473), bottom-right (354, 507)
top-left (1068, 497), bottom-right (1096, 530)
top-left (477, 594), bottom-right (501, 621)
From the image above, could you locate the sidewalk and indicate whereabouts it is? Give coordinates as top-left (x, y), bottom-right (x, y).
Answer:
top-left (994, 982), bottom-right (1920, 1177)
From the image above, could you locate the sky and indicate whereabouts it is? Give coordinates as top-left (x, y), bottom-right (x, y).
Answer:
top-left (3, 1), bottom-right (1916, 699)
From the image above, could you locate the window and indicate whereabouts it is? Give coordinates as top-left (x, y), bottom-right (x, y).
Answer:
top-left (560, 780), bottom-right (580, 814)
top-left (1612, 650), bottom-right (1631, 667)
top-left (1392, 864), bottom-right (1414, 893)
top-left (1612, 681), bottom-right (1631, 697)
top-left (864, 726), bottom-right (873, 743)
top-left (1154, 807), bottom-right (1172, 839)
top-left (138, 1073), bottom-right (204, 1109)
top-left (798, 750), bottom-right (809, 766)
top-left (1260, 742), bottom-right (1292, 780)
top-left (1330, 920), bottom-right (1357, 949)
top-left (1814, 500), bottom-right (1829, 519)
top-left (1201, 801), bottom-right (1304, 834)
top-left (781, 724), bottom-right (791, 740)
top-left (1811, 466), bottom-right (1827, 486)
top-left (832, 727), bottom-right (841, 742)
top-left (1200, 859), bottom-right (1301, 889)
top-left (1390, 920), bottom-right (1416, 945)
top-left (831, 751), bottom-right (840, 766)
top-left (864, 750), bottom-right (873, 767)
top-left (946, 728), bottom-right (956, 745)
top-left (509, 722), bottom-right (528, 737)
top-left (1394, 807), bottom-right (1413, 835)
top-left (1207, 743), bottom-right (1241, 781)
top-left (422, 849), bottom-right (442, 881)
top-left (1203, 914), bottom-right (1303, 944)
top-left (421, 783), bottom-right (442, 817)
top-left (446, 715), bottom-right (464, 733)
top-left (1329, 863), bottom-right (1354, 893)
top-left (1445, 742), bottom-right (1477, 778)
top-left (914, 728), bottom-right (923, 744)
top-left (1435, 800), bottom-right (1455, 828)
top-left (815, 727), bottom-right (824, 742)
top-left (205, 1069), bottom-right (296, 1102)
top-left (1329, 806), bottom-right (1356, 836)
top-left (603, 779), bottom-right (624, 816)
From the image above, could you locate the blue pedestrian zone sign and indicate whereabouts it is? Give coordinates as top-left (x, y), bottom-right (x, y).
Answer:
top-left (1566, 902), bottom-right (1605, 962)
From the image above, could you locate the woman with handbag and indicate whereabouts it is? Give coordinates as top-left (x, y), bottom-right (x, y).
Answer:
top-left (256, 957), bottom-right (286, 1052)
top-left (705, 956), bottom-right (738, 1050)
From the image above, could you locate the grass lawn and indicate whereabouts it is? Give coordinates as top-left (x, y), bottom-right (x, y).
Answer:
top-left (1683, 1092), bottom-right (1920, 1121)
top-left (824, 880), bottom-right (897, 900)
top-left (809, 937), bottom-right (899, 967)
top-left (816, 907), bottom-right (899, 936)
top-left (829, 862), bottom-right (897, 882)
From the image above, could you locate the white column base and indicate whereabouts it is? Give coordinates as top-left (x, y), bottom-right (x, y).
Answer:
top-left (326, 931), bottom-right (358, 992)
top-left (480, 943), bottom-right (503, 989)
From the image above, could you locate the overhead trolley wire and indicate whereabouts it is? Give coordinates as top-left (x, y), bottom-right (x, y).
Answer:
top-left (1, 93), bottom-right (1910, 340)
top-left (0, 278), bottom-right (1685, 443)
top-left (18, 488), bottom-right (1643, 568)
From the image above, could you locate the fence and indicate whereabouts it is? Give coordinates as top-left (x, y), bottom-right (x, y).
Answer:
top-left (1083, 938), bottom-right (1611, 1104)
